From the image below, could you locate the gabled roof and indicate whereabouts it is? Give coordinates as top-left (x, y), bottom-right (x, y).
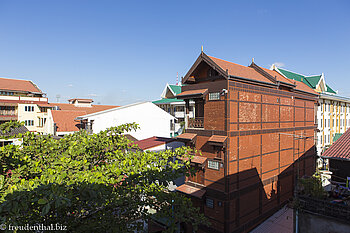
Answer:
top-left (322, 128), bottom-right (350, 160)
top-left (76, 102), bottom-right (175, 120)
top-left (52, 103), bottom-right (117, 114)
top-left (160, 83), bottom-right (182, 99)
top-left (169, 85), bottom-right (182, 95)
top-left (276, 68), bottom-right (335, 94)
top-left (0, 77), bottom-right (42, 93)
top-left (51, 110), bottom-right (86, 132)
top-left (182, 53), bottom-right (316, 95)
top-left (326, 84), bottom-right (337, 94)
top-left (50, 103), bottom-right (118, 132)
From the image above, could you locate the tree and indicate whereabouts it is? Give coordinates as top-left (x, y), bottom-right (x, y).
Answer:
top-left (0, 123), bottom-right (206, 232)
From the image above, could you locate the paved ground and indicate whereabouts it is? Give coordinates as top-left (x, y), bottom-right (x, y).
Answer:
top-left (250, 206), bottom-right (293, 233)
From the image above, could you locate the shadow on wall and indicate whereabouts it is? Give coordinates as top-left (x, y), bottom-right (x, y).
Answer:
top-left (183, 145), bottom-right (316, 233)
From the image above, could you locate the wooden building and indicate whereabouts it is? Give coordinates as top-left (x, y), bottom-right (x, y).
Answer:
top-left (175, 52), bottom-right (319, 233)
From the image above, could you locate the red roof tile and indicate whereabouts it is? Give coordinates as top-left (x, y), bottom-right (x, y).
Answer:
top-left (322, 128), bottom-right (350, 160)
top-left (176, 133), bottom-right (197, 141)
top-left (68, 98), bottom-right (93, 103)
top-left (133, 136), bottom-right (174, 150)
top-left (50, 103), bottom-right (118, 132)
top-left (207, 56), bottom-right (316, 95)
top-left (208, 56), bottom-right (275, 84)
top-left (208, 135), bottom-right (227, 144)
top-left (176, 89), bottom-right (208, 98)
top-left (51, 110), bottom-right (86, 132)
top-left (261, 67), bottom-right (317, 94)
top-left (176, 184), bottom-right (206, 198)
top-left (0, 77), bottom-right (42, 93)
top-left (52, 103), bottom-right (117, 114)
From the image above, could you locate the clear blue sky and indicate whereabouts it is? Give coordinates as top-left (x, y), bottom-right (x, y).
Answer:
top-left (0, 0), bottom-right (349, 105)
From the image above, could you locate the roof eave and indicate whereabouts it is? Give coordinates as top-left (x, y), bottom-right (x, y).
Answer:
top-left (182, 52), bottom-right (229, 84)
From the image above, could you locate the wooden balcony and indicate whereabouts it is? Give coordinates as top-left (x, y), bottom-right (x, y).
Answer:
top-left (188, 117), bottom-right (204, 129)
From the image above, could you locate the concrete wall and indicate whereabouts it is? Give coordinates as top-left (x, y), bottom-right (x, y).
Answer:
top-left (85, 102), bottom-right (175, 140)
top-left (298, 211), bottom-right (350, 233)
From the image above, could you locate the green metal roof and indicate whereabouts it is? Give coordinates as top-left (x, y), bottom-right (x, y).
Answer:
top-left (152, 98), bottom-right (183, 104)
top-left (278, 68), bottom-right (336, 94)
top-left (278, 68), bottom-right (305, 82)
top-left (168, 85), bottom-right (182, 95)
top-left (333, 133), bottom-right (343, 143)
top-left (326, 84), bottom-right (337, 94)
top-left (304, 75), bottom-right (321, 89)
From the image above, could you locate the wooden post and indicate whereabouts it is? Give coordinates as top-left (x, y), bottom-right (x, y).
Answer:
top-left (185, 99), bottom-right (190, 129)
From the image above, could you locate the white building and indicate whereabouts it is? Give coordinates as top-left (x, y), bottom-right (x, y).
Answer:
top-left (153, 83), bottom-right (194, 136)
top-left (76, 102), bottom-right (176, 140)
top-left (272, 67), bottom-right (350, 155)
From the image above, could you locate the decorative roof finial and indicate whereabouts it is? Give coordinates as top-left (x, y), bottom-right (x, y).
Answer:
top-left (252, 58), bottom-right (255, 63)
top-left (201, 45), bottom-right (203, 52)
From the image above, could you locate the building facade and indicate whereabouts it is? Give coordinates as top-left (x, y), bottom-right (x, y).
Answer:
top-left (153, 83), bottom-right (195, 136)
top-left (76, 102), bottom-right (176, 140)
top-left (175, 53), bottom-right (318, 233)
top-left (272, 67), bottom-right (350, 155)
top-left (0, 77), bottom-right (52, 133)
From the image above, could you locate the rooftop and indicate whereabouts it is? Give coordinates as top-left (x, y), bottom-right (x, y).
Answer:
top-left (322, 128), bottom-right (350, 160)
top-left (0, 77), bottom-right (42, 93)
top-left (132, 136), bottom-right (174, 150)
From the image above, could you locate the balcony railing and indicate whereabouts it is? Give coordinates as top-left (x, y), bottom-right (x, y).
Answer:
top-left (0, 110), bottom-right (17, 116)
top-left (188, 117), bottom-right (204, 128)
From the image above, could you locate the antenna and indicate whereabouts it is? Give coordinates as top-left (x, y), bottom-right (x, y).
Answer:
top-left (176, 72), bottom-right (179, 85)
top-left (56, 94), bottom-right (61, 103)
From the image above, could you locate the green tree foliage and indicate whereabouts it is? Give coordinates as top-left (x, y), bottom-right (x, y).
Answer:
top-left (298, 173), bottom-right (326, 199)
top-left (0, 123), bottom-right (206, 232)
top-left (0, 121), bottom-right (24, 135)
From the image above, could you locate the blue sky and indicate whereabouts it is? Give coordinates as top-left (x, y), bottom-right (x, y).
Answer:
top-left (0, 0), bottom-right (349, 105)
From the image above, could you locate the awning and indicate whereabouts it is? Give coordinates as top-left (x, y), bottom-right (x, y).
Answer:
top-left (208, 135), bottom-right (227, 146)
top-left (176, 89), bottom-right (208, 99)
top-left (182, 155), bottom-right (207, 166)
top-left (176, 133), bottom-right (197, 141)
top-left (176, 184), bottom-right (206, 199)
top-left (191, 156), bottom-right (207, 164)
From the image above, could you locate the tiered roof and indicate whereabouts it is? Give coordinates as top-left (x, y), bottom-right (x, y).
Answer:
top-left (276, 68), bottom-right (337, 94)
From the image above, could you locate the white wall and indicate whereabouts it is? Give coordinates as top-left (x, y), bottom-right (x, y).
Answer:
top-left (83, 102), bottom-right (175, 140)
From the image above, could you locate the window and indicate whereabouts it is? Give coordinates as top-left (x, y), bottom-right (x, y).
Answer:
top-left (333, 119), bottom-right (335, 127)
top-left (206, 198), bottom-right (214, 208)
top-left (25, 120), bottom-right (34, 126)
top-left (328, 119), bottom-right (330, 128)
top-left (321, 135), bottom-right (323, 144)
top-left (328, 135), bottom-right (330, 144)
top-left (320, 119), bottom-right (322, 128)
top-left (209, 92), bottom-right (220, 101)
top-left (208, 160), bottom-right (219, 170)
top-left (337, 119), bottom-right (339, 127)
top-left (25, 106), bottom-right (35, 112)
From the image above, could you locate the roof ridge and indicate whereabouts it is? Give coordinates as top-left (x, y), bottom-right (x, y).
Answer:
top-left (277, 67), bottom-right (307, 78)
top-left (208, 55), bottom-right (253, 70)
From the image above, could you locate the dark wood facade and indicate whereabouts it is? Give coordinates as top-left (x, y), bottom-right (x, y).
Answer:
top-left (176, 53), bottom-right (318, 233)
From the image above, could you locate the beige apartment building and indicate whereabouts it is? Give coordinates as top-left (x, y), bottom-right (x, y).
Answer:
top-left (0, 77), bottom-right (51, 133)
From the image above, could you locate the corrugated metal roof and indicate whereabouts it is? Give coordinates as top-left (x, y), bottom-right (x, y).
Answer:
top-left (322, 128), bottom-right (350, 160)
